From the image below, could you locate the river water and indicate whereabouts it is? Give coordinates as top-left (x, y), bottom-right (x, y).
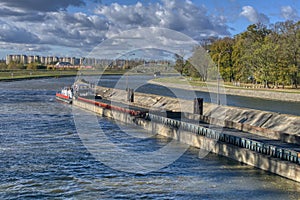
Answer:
top-left (0, 76), bottom-right (299, 199)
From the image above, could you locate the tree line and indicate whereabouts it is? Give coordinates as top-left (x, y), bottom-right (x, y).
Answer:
top-left (175, 20), bottom-right (300, 89)
top-left (0, 61), bottom-right (47, 70)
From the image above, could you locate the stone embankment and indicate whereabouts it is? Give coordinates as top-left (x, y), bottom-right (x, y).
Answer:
top-left (94, 85), bottom-right (300, 144)
top-left (148, 80), bottom-right (300, 102)
top-left (73, 81), bottom-right (300, 182)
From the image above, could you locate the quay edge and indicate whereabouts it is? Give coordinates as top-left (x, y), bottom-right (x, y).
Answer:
top-left (72, 98), bottom-right (300, 183)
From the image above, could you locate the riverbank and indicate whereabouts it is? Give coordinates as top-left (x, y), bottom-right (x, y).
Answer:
top-left (93, 83), bottom-right (300, 142)
top-left (0, 69), bottom-right (126, 81)
top-left (149, 77), bottom-right (300, 102)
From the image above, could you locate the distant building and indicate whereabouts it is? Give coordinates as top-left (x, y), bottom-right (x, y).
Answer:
top-left (12, 55), bottom-right (21, 63)
top-left (55, 62), bottom-right (73, 68)
top-left (40, 56), bottom-right (45, 64)
top-left (27, 56), bottom-right (34, 64)
top-left (20, 55), bottom-right (27, 64)
top-left (53, 56), bottom-right (59, 64)
top-left (70, 57), bottom-right (80, 65)
top-left (46, 56), bottom-right (53, 64)
top-left (5, 54), bottom-right (105, 68)
top-left (80, 57), bottom-right (85, 65)
top-left (6, 55), bottom-right (12, 64)
top-left (34, 55), bottom-right (40, 63)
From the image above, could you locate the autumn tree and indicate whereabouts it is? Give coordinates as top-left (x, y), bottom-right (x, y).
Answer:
top-left (183, 20), bottom-right (300, 88)
top-left (174, 54), bottom-right (184, 75)
top-left (208, 37), bottom-right (234, 82)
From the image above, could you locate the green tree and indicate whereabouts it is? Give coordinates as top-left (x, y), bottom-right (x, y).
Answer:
top-left (0, 63), bottom-right (8, 70)
top-left (232, 23), bottom-right (272, 87)
top-left (26, 62), bottom-right (38, 70)
top-left (188, 46), bottom-right (211, 81)
top-left (252, 35), bottom-right (279, 88)
top-left (274, 21), bottom-right (300, 88)
top-left (232, 34), bottom-right (252, 82)
top-left (174, 54), bottom-right (184, 75)
top-left (182, 60), bottom-right (201, 78)
top-left (187, 20), bottom-right (300, 88)
top-left (208, 37), bottom-right (234, 82)
top-left (7, 61), bottom-right (24, 70)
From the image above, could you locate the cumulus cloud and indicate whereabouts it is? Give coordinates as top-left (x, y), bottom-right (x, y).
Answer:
top-left (0, 21), bottom-right (40, 44)
top-left (281, 6), bottom-right (299, 20)
top-left (0, 10), bottom-right (110, 56)
top-left (96, 0), bottom-right (230, 39)
top-left (36, 12), bottom-right (108, 48)
top-left (0, 0), bottom-right (86, 12)
top-left (0, 0), bottom-right (231, 57)
top-left (0, 0), bottom-right (106, 56)
top-left (240, 6), bottom-right (269, 24)
top-left (24, 45), bottom-right (52, 52)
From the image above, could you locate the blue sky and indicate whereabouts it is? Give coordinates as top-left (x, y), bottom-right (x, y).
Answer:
top-left (0, 0), bottom-right (299, 59)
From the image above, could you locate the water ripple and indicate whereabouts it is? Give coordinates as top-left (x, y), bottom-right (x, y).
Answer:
top-left (0, 77), bottom-right (299, 199)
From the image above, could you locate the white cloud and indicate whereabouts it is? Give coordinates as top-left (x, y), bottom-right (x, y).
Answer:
top-left (96, 0), bottom-right (230, 39)
top-left (11, 11), bottom-right (109, 50)
top-left (281, 6), bottom-right (299, 20)
top-left (0, 20), bottom-right (40, 44)
top-left (240, 6), bottom-right (269, 24)
top-left (0, 0), bottom-right (231, 57)
top-left (0, 0), bottom-right (86, 12)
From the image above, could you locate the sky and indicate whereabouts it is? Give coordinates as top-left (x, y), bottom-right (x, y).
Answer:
top-left (0, 0), bottom-right (299, 59)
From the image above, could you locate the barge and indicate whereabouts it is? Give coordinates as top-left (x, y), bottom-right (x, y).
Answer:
top-left (56, 87), bottom-right (73, 104)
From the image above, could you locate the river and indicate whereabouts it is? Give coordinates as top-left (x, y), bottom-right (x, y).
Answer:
top-left (0, 76), bottom-right (299, 199)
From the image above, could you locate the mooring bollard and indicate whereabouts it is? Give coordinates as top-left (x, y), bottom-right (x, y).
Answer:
top-left (193, 98), bottom-right (203, 115)
top-left (127, 88), bottom-right (134, 102)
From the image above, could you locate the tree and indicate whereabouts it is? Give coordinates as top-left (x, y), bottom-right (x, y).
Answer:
top-left (231, 23), bottom-right (273, 87)
top-left (26, 62), bottom-right (38, 70)
top-left (182, 60), bottom-right (201, 78)
top-left (188, 46), bottom-right (212, 81)
top-left (0, 63), bottom-right (7, 70)
top-left (274, 21), bottom-right (300, 88)
top-left (252, 35), bottom-right (279, 88)
top-left (7, 61), bottom-right (24, 70)
top-left (208, 37), bottom-right (234, 82)
top-left (232, 34), bottom-right (252, 83)
top-left (174, 54), bottom-right (184, 75)
top-left (184, 20), bottom-right (300, 88)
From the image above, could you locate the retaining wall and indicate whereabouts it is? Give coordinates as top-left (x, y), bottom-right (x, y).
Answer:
top-left (93, 85), bottom-right (300, 144)
top-left (73, 98), bottom-right (300, 183)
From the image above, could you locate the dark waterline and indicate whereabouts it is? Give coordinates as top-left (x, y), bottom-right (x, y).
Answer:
top-left (0, 76), bottom-right (299, 199)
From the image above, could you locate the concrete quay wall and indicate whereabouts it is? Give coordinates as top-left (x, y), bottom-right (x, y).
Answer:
top-left (73, 99), bottom-right (300, 183)
top-left (94, 85), bottom-right (300, 144)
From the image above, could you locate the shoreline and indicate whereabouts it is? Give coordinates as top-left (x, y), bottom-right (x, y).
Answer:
top-left (0, 71), bottom-right (169, 82)
top-left (0, 74), bottom-right (76, 82)
top-left (0, 71), bottom-right (125, 82)
top-left (148, 79), bottom-right (300, 103)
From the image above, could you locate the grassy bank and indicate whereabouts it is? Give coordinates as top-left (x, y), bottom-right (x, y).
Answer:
top-left (0, 69), bottom-right (126, 81)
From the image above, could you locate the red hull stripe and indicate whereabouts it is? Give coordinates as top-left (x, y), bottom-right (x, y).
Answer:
top-left (77, 97), bottom-right (142, 116)
top-left (56, 93), bottom-right (70, 99)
